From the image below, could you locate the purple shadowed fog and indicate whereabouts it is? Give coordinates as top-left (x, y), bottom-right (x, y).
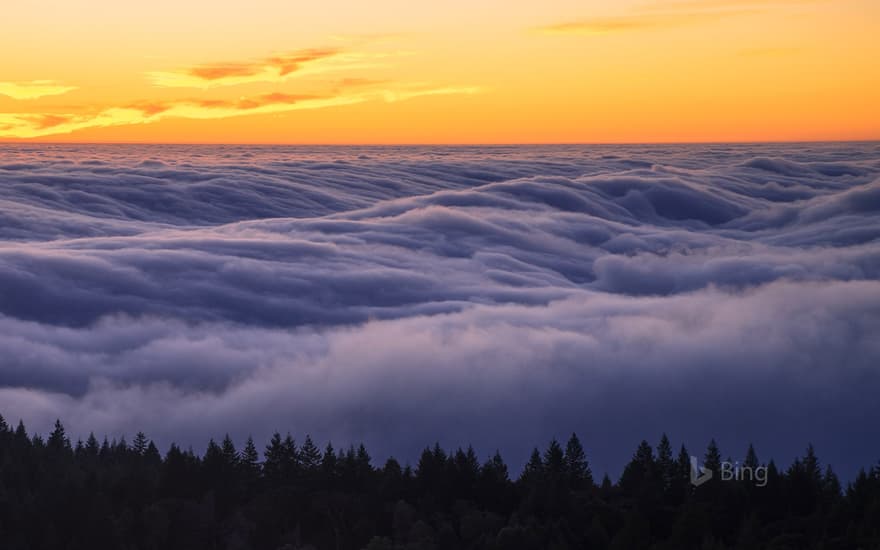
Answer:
top-left (1, 142), bottom-right (879, 478)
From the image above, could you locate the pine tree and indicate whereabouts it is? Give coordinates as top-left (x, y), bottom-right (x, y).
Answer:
top-left (619, 440), bottom-right (656, 493)
top-left (464, 445), bottom-right (479, 474)
top-left (145, 441), bottom-right (161, 465)
top-left (221, 434), bottom-right (239, 467)
top-left (340, 445), bottom-right (359, 484)
top-left (100, 436), bottom-right (111, 458)
top-left (47, 419), bottom-right (71, 453)
top-left (241, 436), bottom-right (260, 475)
top-left (356, 443), bottom-right (373, 479)
top-left (564, 432), bottom-right (593, 488)
top-left (264, 432), bottom-right (285, 480)
top-left (745, 444), bottom-right (759, 470)
top-left (673, 444), bottom-right (692, 501)
top-left (384, 457), bottom-right (403, 477)
top-left (0, 415), bottom-right (876, 549)
top-left (85, 432), bottom-right (100, 457)
top-left (635, 440), bottom-right (655, 467)
top-left (301, 435), bottom-right (321, 471)
top-left (657, 433), bottom-right (674, 491)
top-left (417, 443), bottom-right (449, 495)
top-left (453, 446), bottom-right (479, 474)
top-left (321, 442), bottom-right (338, 479)
top-left (521, 447), bottom-right (544, 484)
top-left (282, 434), bottom-right (300, 476)
top-left (14, 419), bottom-right (27, 442)
top-left (204, 438), bottom-right (222, 462)
top-left (451, 446), bottom-right (480, 498)
top-left (804, 444), bottom-right (822, 484)
top-left (483, 450), bottom-right (509, 483)
top-left (677, 444), bottom-right (691, 480)
top-left (823, 464), bottom-right (842, 502)
top-left (544, 439), bottom-right (565, 476)
top-left (704, 439), bottom-right (722, 472)
top-left (133, 431), bottom-right (149, 455)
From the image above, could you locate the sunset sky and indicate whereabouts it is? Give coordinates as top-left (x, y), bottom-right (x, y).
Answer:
top-left (1, 0), bottom-right (877, 143)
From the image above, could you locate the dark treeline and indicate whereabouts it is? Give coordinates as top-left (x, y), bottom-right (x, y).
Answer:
top-left (1, 416), bottom-right (879, 550)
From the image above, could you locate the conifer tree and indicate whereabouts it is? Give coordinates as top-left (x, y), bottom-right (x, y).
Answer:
top-left (14, 419), bottom-right (27, 442)
top-left (100, 436), bottom-right (111, 458)
top-left (601, 473), bottom-right (613, 492)
top-left (823, 464), bottom-right (842, 502)
top-left (221, 434), bottom-right (239, 467)
top-left (564, 432), bottom-right (593, 488)
top-left (204, 438), bottom-right (222, 463)
top-left (657, 433), bottom-right (674, 491)
top-left (264, 432), bottom-right (285, 480)
top-left (704, 439), bottom-right (722, 472)
top-left (804, 444), bottom-right (822, 484)
top-left (145, 441), bottom-right (161, 465)
top-left (620, 440), bottom-right (656, 493)
top-left (521, 447), bottom-right (544, 485)
top-left (282, 433), bottom-right (300, 475)
top-left (744, 444), bottom-right (759, 470)
top-left (482, 450), bottom-right (509, 483)
top-left (301, 434), bottom-right (321, 471)
top-left (1, 408), bottom-right (880, 549)
top-left (321, 442), bottom-right (338, 478)
top-left (85, 432), bottom-right (100, 457)
top-left (48, 419), bottom-right (70, 453)
top-left (677, 444), bottom-right (691, 481)
top-left (133, 431), bottom-right (149, 455)
top-left (241, 436), bottom-right (260, 475)
top-left (544, 439), bottom-right (565, 476)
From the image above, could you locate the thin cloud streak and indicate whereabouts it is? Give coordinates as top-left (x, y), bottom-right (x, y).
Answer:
top-left (535, 0), bottom-right (820, 36)
top-left (0, 43), bottom-right (479, 139)
top-left (535, 11), bottom-right (754, 35)
top-left (641, 0), bottom-right (823, 10)
top-left (0, 80), bottom-right (78, 100)
top-left (147, 48), bottom-right (400, 89)
top-left (0, 85), bottom-right (481, 138)
top-left (737, 46), bottom-right (802, 56)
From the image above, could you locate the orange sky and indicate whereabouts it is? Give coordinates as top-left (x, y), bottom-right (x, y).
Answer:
top-left (0, 0), bottom-right (877, 143)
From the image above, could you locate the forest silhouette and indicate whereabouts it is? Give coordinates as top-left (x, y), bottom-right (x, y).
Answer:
top-left (0, 414), bottom-right (878, 549)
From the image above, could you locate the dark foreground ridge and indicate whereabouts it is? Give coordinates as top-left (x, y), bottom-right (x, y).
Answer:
top-left (1, 415), bottom-right (878, 550)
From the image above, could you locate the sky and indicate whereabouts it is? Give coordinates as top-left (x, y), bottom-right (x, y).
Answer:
top-left (0, 0), bottom-right (877, 143)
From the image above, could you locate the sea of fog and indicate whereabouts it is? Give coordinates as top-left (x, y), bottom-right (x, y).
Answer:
top-left (1, 142), bottom-right (878, 478)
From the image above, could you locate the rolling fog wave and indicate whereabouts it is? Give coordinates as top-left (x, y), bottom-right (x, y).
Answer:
top-left (1, 142), bottom-right (879, 476)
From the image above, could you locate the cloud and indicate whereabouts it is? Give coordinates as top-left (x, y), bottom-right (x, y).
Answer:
top-left (1, 279), bottom-right (878, 478)
top-left (737, 46), bottom-right (801, 56)
top-left (0, 143), bottom-right (878, 477)
top-left (535, 0), bottom-right (820, 36)
top-left (0, 80), bottom-right (77, 100)
top-left (535, 11), bottom-right (749, 35)
top-left (0, 85), bottom-right (479, 139)
top-left (0, 45), bottom-right (477, 139)
top-left (642, 0), bottom-right (822, 10)
top-left (147, 48), bottom-right (395, 89)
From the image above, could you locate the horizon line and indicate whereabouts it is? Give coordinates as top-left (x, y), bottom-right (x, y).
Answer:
top-left (1, 138), bottom-right (878, 147)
